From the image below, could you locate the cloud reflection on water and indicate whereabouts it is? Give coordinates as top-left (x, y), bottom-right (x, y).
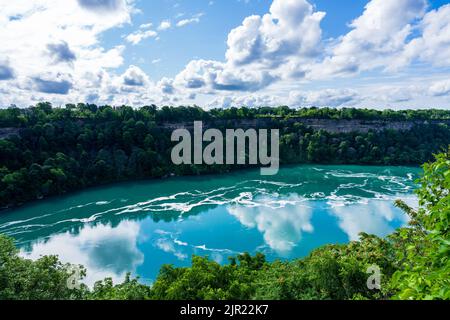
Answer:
top-left (228, 195), bottom-right (314, 256)
top-left (20, 221), bottom-right (144, 287)
top-left (329, 199), bottom-right (410, 241)
top-left (5, 165), bottom-right (419, 285)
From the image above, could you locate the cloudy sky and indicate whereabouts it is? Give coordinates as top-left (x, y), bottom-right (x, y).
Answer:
top-left (0, 0), bottom-right (449, 109)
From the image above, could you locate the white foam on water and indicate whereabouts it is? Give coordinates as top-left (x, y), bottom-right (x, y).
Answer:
top-left (1, 168), bottom-right (420, 239)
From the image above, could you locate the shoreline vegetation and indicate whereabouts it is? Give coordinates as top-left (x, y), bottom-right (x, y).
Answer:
top-left (0, 149), bottom-right (448, 300)
top-left (0, 104), bottom-right (448, 300)
top-left (1, 104), bottom-right (450, 210)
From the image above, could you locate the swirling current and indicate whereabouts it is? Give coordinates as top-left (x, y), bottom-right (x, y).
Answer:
top-left (0, 165), bottom-right (420, 286)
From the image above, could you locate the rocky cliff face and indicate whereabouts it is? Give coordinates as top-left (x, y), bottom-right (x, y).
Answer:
top-left (159, 118), bottom-right (450, 133)
top-left (0, 127), bottom-right (20, 139)
top-left (1, 118), bottom-right (449, 140)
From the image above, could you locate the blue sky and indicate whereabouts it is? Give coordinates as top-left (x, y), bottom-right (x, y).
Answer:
top-left (0, 0), bottom-right (450, 109)
top-left (113, 0), bottom-right (371, 79)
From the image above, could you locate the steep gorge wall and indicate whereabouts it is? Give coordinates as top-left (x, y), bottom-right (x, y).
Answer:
top-left (1, 118), bottom-right (449, 140)
top-left (159, 118), bottom-right (450, 133)
top-left (0, 128), bottom-right (20, 139)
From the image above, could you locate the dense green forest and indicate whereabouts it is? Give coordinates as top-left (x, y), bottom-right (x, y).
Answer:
top-left (1, 103), bottom-right (450, 209)
top-left (3, 103), bottom-right (450, 125)
top-left (0, 149), bottom-right (448, 300)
